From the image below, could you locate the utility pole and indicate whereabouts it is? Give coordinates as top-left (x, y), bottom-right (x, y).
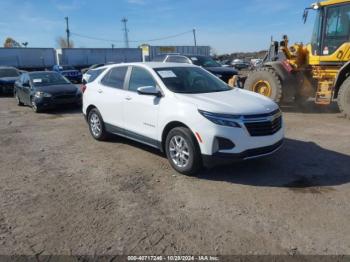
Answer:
top-left (193, 28), bottom-right (197, 47)
top-left (65, 17), bottom-right (70, 48)
top-left (121, 18), bottom-right (129, 48)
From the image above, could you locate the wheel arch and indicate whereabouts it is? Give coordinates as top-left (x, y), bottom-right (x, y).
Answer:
top-left (263, 61), bottom-right (301, 102)
top-left (85, 104), bottom-right (97, 121)
top-left (161, 121), bottom-right (192, 153)
top-left (334, 61), bottom-right (350, 98)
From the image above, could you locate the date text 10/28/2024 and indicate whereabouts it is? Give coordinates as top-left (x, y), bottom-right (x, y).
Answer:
top-left (127, 256), bottom-right (220, 261)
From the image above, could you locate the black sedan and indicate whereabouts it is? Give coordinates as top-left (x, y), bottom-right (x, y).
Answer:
top-left (0, 66), bottom-right (20, 94)
top-left (14, 71), bottom-right (82, 113)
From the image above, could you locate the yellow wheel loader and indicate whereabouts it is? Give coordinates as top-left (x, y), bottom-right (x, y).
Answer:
top-left (244, 0), bottom-right (350, 118)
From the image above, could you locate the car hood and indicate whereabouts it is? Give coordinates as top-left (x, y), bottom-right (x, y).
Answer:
top-left (0, 77), bottom-right (19, 83)
top-left (175, 88), bottom-right (278, 115)
top-left (205, 67), bottom-right (238, 75)
top-left (36, 84), bottom-right (78, 95)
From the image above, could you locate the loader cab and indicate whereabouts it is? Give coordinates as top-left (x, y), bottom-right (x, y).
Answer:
top-left (309, 2), bottom-right (350, 56)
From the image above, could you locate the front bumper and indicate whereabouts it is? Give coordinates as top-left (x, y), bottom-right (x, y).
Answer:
top-left (34, 95), bottom-right (82, 109)
top-left (202, 139), bottom-right (284, 168)
top-left (0, 85), bottom-right (14, 94)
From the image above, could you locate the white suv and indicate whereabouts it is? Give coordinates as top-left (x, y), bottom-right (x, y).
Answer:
top-left (83, 62), bottom-right (284, 175)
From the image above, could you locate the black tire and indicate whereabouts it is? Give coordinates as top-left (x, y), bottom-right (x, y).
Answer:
top-left (165, 127), bottom-right (202, 175)
top-left (14, 92), bottom-right (24, 106)
top-left (88, 108), bottom-right (108, 141)
top-left (338, 77), bottom-right (350, 120)
top-left (31, 97), bottom-right (41, 113)
top-left (244, 67), bottom-right (283, 103)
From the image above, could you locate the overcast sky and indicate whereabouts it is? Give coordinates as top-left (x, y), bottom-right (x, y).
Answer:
top-left (0, 0), bottom-right (316, 54)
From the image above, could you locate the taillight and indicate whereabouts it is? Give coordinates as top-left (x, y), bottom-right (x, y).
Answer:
top-left (81, 84), bottom-right (87, 93)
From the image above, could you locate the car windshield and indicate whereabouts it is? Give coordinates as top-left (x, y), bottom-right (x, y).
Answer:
top-left (155, 67), bottom-right (231, 94)
top-left (30, 72), bottom-right (71, 86)
top-left (0, 69), bottom-right (19, 77)
top-left (190, 56), bottom-right (222, 68)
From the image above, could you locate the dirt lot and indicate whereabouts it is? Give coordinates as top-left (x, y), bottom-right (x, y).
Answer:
top-left (0, 96), bottom-right (350, 256)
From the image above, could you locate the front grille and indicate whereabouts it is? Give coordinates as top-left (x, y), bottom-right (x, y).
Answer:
top-left (244, 109), bottom-right (282, 137)
top-left (54, 93), bottom-right (76, 100)
top-left (1, 84), bottom-right (14, 93)
top-left (1, 84), bottom-right (14, 88)
top-left (243, 139), bottom-right (283, 159)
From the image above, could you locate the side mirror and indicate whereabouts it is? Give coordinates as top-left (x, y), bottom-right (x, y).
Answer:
top-left (137, 86), bottom-right (162, 97)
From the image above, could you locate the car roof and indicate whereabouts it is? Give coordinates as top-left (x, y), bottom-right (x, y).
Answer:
top-left (0, 66), bottom-right (18, 70)
top-left (167, 54), bottom-right (207, 58)
top-left (99, 62), bottom-right (198, 70)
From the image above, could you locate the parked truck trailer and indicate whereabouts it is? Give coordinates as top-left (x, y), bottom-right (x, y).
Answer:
top-left (57, 48), bottom-right (143, 69)
top-left (0, 48), bottom-right (57, 70)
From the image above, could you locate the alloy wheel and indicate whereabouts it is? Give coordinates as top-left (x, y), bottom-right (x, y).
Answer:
top-left (31, 98), bottom-right (38, 112)
top-left (169, 135), bottom-right (190, 168)
top-left (90, 113), bottom-right (101, 137)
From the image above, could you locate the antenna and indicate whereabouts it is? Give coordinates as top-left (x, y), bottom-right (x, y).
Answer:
top-left (121, 18), bottom-right (129, 48)
top-left (65, 17), bottom-right (70, 48)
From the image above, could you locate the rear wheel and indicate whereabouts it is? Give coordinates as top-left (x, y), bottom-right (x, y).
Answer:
top-left (88, 108), bottom-right (108, 141)
top-left (244, 67), bottom-right (283, 103)
top-left (338, 77), bottom-right (350, 119)
top-left (165, 127), bottom-right (202, 175)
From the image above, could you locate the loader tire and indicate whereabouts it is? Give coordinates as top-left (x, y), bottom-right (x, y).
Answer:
top-left (338, 77), bottom-right (350, 120)
top-left (244, 67), bottom-right (283, 103)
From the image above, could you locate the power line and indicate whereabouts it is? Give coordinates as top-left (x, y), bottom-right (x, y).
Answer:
top-left (70, 30), bottom-right (194, 45)
top-left (71, 32), bottom-right (125, 43)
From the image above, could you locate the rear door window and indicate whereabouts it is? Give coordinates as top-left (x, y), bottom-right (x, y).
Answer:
top-left (101, 67), bottom-right (128, 89)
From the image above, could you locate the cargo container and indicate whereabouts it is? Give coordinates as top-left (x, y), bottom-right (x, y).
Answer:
top-left (58, 48), bottom-right (142, 68)
top-left (143, 45), bottom-right (211, 61)
top-left (0, 48), bottom-right (57, 70)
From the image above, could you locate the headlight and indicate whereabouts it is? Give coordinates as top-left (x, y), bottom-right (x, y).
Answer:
top-left (35, 91), bottom-right (52, 98)
top-left (198, 110), bottom-right (241, 128)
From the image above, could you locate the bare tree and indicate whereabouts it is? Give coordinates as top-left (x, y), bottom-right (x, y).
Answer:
top-left (56, 36), bottom-right (74, 48)
top-left (4, 37), bottom-right (22, 48)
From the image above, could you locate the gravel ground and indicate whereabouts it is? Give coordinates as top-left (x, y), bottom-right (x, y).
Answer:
top-left (0, 96), bottom-right (350, 256)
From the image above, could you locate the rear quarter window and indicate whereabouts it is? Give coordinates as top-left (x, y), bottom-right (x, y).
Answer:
top-left (86, 68), bottom-right (106, 83)
top-left (101, 67), bottom-right (128, 89)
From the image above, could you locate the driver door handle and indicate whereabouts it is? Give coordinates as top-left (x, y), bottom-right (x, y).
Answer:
top-left (125, 96), bottom-right (132, 101)
top-left (97, 89), bottom-right (103, 93)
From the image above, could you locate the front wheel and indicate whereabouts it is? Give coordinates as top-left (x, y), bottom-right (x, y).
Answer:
top-left (15, 92), bottom-right (24, 106)
top-left (338, 77), bottom-right (350, 120)
top-left (244, 67), bottom-right (283, 103)
top-left (165, 127), bottom-right (202, 175)
top-left (31, 97), bottom-right (41, 113)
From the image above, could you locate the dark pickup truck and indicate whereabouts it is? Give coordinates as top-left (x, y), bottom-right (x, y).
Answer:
top-left (0, 66), bottom-right (20, 94)
top-left (53, 65), bottom-right (82, 84)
